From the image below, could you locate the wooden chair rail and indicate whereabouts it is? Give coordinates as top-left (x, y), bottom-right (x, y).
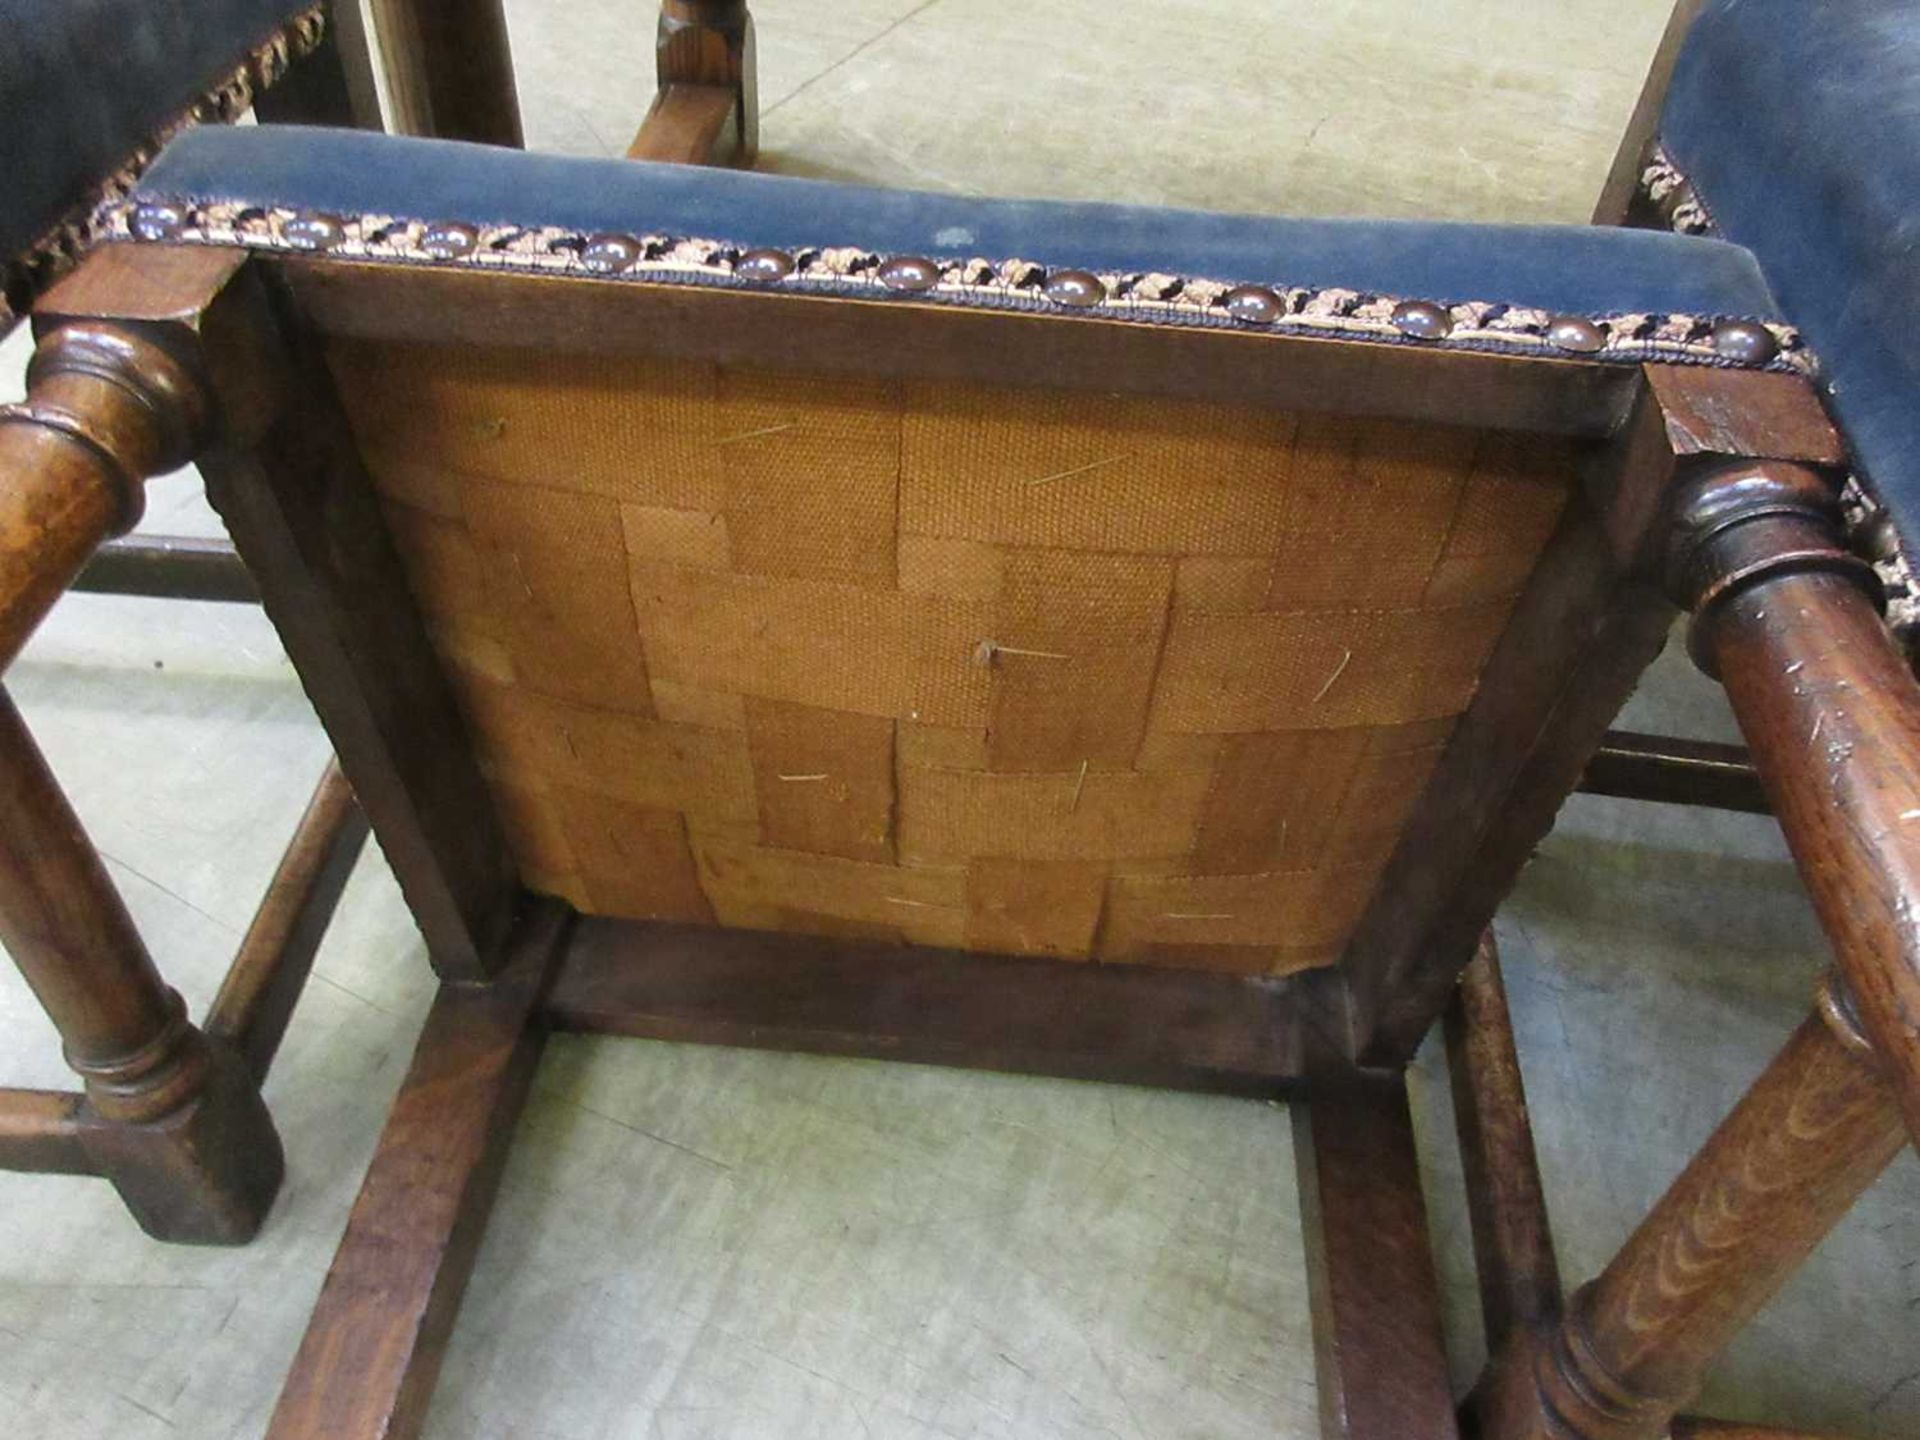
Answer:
top-left (206, 760), bottom-right (370, 1083)
top-left (1445, 932), bottom-right (1562, 1354)
top-left (1295, 1074), bottom-right (1460, 1440)
top-left (0, 1087), bottom-right (93, 1175)
top-left (71, 533), bottom-right (261, 603)
top-left (265, 901), bottom-right (570, 1440)
top-left (544, 914), bottom-right (1349, 1096)
top-left (1577, 730), bottom-right (1767, 814)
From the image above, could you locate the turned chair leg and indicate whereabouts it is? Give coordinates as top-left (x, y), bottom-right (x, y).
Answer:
top-left (630, 1), bottom-right (758, 165)
top-left (1468, 454), bottom-right (1920, 1440)
top-left (0, 688), bottom-right (283, 1241)
top-left (1469, 988), bottom-right (1903, 1440)
top-left (0, 269), bottom-right (289, 1241)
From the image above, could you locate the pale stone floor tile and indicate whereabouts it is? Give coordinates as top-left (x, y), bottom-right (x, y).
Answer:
top-left (4, 3), bottom-right (1920, 1437)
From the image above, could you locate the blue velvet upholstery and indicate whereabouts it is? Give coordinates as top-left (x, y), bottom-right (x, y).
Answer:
top-left (1665, 0), bottom-right (1920, 543)
top-left (133, 124), bottom-right (1783, 328)
top-left (0, 0), bottom-right (315, 262)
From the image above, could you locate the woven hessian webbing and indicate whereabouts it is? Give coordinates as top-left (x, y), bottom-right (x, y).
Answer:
top-left (328, 339), bottom-right (1571, 976)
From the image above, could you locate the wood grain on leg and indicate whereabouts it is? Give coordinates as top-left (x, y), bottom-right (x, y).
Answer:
top-left (1470, 1006), bottom-right (1905, 1440)
top-left (267, 900), bottom-right (570, 1440)
top-left (1294, 1074), bottom-right (1459, 1440)
top-left (1664, 457), bottom-right (1920, 1144)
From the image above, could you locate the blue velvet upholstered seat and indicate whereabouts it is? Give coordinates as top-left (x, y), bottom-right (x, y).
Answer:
top-left (0, 0), bottom-right (321, 309)
top-left (128, 124), bottom-right (1783, 368)
top-left (1664, 0), bottom-right (1920, 545)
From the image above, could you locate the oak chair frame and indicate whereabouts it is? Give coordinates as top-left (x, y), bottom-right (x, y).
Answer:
top-left (0, 3), bottom-right (1914, 1437)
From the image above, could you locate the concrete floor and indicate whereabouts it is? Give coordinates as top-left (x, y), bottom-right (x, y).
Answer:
top-left (2, 1), bottom-right (1917, 1436)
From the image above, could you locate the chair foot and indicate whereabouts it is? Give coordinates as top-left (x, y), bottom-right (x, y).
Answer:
top-left (81, 1040), bottom-right (285, 1245)
top-left (650, 1), bottom-right (757, 165)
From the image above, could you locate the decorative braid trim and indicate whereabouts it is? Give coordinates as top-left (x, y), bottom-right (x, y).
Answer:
top-left (0, 2), bottom-right (329, 331)
top-left (97, 194), bottom-right (1811, 376)
top-left (1642, 145), bottom-right (1920, 646)
top-left (1840, 476), bottom-right (1920, 647)
top-left (1640, 144), bottom-right (1715, 236)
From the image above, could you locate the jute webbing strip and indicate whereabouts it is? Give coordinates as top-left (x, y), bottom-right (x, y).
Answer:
top-left (331, 339), bottom-right (1571, 975)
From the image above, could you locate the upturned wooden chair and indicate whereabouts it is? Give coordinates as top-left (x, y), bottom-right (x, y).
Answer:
top-left (1, 3), bottom-right (1916, 1436)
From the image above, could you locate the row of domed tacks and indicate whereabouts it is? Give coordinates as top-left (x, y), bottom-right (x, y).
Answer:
top-left (124, 198), bottom-right (1783, 366)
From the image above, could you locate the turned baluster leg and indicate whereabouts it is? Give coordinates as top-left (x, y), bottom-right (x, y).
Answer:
top-left (0, 324), bottom-right (208, 666)
top-left (1470, 989), bottom-right (1903, 1440)
top-left (0, 310), bottom-right (282, 1242)
top-left (0, 690), bottom-right (283, 1240)
top-left (1472, 457), bottom-right (1920, 1438)
top-left (1672, 464), bottom-right (1920, 1142)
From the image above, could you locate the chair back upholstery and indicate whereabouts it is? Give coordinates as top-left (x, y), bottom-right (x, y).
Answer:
top-left (0, 0), bottom-right (328, 326)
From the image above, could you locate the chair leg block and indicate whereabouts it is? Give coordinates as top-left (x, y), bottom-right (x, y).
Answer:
top-left (81, 1042), bottom-right (285, 1245)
